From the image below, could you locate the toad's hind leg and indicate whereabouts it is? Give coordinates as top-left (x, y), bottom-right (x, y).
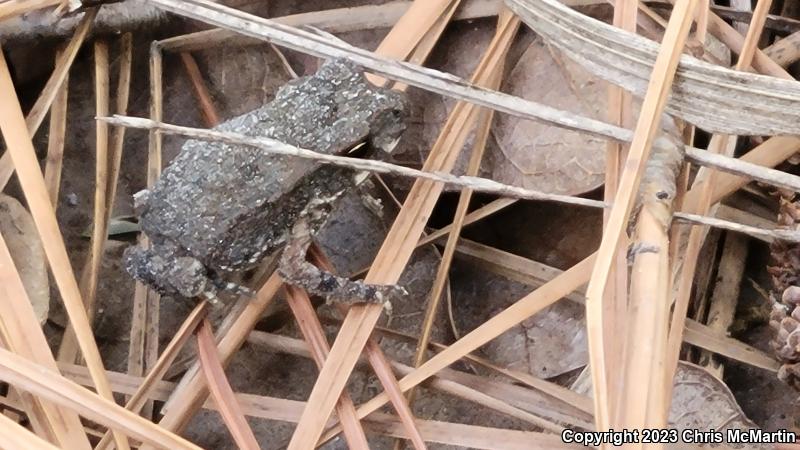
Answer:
top-left (277, 196), bottom-right (405, 311)
top-left (124, 244), bottom-right (221, 305)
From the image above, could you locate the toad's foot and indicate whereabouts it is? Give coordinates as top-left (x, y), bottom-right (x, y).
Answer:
top-left (211, 278), bottom-right (257, 299)
top-left (278, 201), bottom-right (404, 311)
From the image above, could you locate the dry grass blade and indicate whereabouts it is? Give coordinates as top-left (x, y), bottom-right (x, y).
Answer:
top-left (683, 319), bottom-right (779, 373)
top-left (287, 12), bottom-right (519, 448)
top-left (583, 0), bottom-right (698, 435)
top-left (144, 272), bottom-right (283, 442)
top-left (684, 137), bottom-right (800, 214)
top-left (0, 347), bottom-right (201, 450)
top-left (364, 338), bottom-right (427, 450)
top-left (306, 247), bottom-right (425, 449)
top-left (16, 9), bottom-right (95, 134)
top-left (665, 0), bottom-right (773, 404)
top-left (367, 0), bottom-right (460, 86)
top-left (673, 212), bottom-right (800, 243)
top-left (0, 412), bottom-right (60, 450)
top-left (417, 198), bottom-right (518, 247)
top-left (700, 0), bottom-right (789, 79)
top-left (283, 284), bottom-right (371, 449)
top-left (65, 362), bottom-right (593, 450)
top-left (179, 52), bottom-right (220, 127)
top-left (142, 41), bottom-right (166, 420)
top-left (105, 33), bottom-right (134, 240)
top-left (250, 331), bottom-right (569, 432)
top-left (125, 41), bottom-right (167, 421)
top-left (405, 80), bottom-right (498, 410)
top-left (0, 47), bottom-right (130, 450)
top-left (158, 0), bottom-right (506, 52)
top-left (0, 9), bottom-right (96, 191)
top-left (95, 301), bottom-right (208, 450)
top-left (319, 254), bottom-right (595, 444)
top-left (197, 318), bottom-right (260, 450)
top-left (43, 50), bottom-right (69, 207)
top-left (602, 0), bottom-right (637, 423)
top-left (385, 0), bottom-right (461, 94)
top-left (0, 232), bottom-right (91, 449)
top-left (58, 40), bottom-right (111, 364)
top-left (369, 325), bottom-right (593, 417)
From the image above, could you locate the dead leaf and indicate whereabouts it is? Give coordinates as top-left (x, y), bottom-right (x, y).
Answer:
top-left (670, 362), bottom-right (767, 449)
top-left (196, 45), bottom-right (293, 118)
top-left (0, 194), bottom-right (49, 325)
top-left (452, 262), bottom-right (587, 378)
top-left (491, 39), bottom-right (608, 196)
top-left (491, 38), bottom-right (684, 196)
top-left (574, 361), bottom-right (769, 448)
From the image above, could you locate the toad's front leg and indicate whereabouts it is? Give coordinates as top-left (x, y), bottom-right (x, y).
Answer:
top-left (277, 195), bottom-right (405, 311)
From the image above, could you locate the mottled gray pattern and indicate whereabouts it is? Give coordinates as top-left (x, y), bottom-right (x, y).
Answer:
top-left (124, 59), bottom-right (407, 300)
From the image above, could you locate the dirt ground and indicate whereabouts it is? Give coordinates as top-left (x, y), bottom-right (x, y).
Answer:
top-left (2, 1), bottom-right (797, 448)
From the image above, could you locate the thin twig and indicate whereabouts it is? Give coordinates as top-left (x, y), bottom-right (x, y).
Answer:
top-left (179, 52), bottom-right (220, 127)
top-left (101, 115), bottom-right (607, 208)
top-left (58, 40), bottom-right (111, 364)
top-left (43, 48), bottom-right (69, 208)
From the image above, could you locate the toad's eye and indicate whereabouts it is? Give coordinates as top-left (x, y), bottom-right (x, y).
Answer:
top-left (391, 109), bottom-right (402, 118)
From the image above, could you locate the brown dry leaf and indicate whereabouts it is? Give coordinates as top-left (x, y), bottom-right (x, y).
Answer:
top-left (670, 363), bottom-right (769, 449)
top-left (162, 44), bottom-right (292, 160)
top-left (0, 194), bottom-right (49, 324)
top-left (491, 38), bottom-right (608, 196)
top-left (194, 45), bottom-right (292, 118)
top-left (395, 20), bottom-right (496, 177)
top-left (453, 263), bottom-right (587, 378)
top-left (492, 39), bottom-right (682, 196)
top-left (574, 362), bottom-right (766, 447)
